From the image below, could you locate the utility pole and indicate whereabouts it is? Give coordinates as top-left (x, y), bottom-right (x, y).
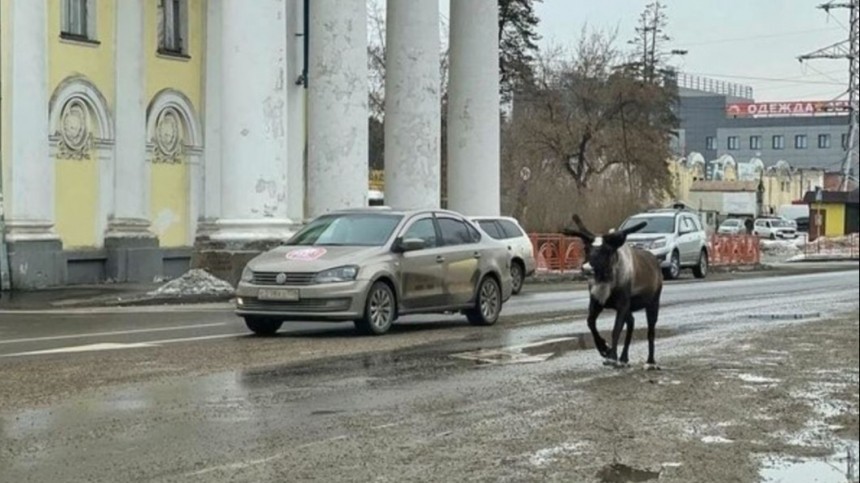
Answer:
top-left (798, 0), bottom-right (859, 191)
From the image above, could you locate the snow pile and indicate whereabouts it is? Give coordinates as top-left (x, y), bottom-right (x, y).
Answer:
top-left (148, 269), bottom-right (235, 297)
top-left (759, 240), bottom-right (802, 259)
top-left (804, 233), bottom-right (859, 250)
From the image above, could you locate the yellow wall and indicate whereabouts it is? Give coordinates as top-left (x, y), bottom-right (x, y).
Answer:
top-left (145, 0), bottom-right (205, 248)
top-left (819, 203), bottom-right (846, 236)
top-left (150, 163), bottom-right (189, 247)
top-left (48, 0), bottom-right (116, 247)
top-left (55, 158), bottom-right (99, 248)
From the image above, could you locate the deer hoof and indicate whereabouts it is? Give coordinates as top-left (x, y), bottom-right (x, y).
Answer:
top-left (603, 358), bottom-right (618, 367)
top-left (644, 363), bottom-right (661, 371)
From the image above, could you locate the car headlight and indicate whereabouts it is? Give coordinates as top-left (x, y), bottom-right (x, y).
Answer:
top-left (314, 265), bottom-right (359, 284)
top-left (650, 238), bottom-right (667, 249)
top-left (241, 266), bottom-right (253, 283)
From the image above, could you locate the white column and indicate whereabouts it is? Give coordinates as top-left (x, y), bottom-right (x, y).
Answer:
top-left (447, 0), bottom-right (501, 216)
top-left (5, 0), bottom-right (55, 241)
top-left (201, 0), bottom-right (223, 227)
top-left (108, 0), bottom-right (152, 237)
top-left (384, 0), bottom-right (440, 210)
top-left (307, 0), bottom-right (368, 218)
top-left (212, 0), bottom-right (292, 241)
top-left (285, 0), bottom-right (306, 222)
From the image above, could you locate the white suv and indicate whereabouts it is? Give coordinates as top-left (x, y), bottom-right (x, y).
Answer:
top-left (471, 216), bottom-right (536, 295)
top-left (619, 208), bottom-right (710, 280)
top-left (753, 217), bottom-right (798, 240)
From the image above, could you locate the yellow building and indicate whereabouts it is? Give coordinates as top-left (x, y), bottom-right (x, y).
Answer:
top-left (2, 0), bottom-right (205, 287)
top-left (667, 153), bottom-right (825, 221)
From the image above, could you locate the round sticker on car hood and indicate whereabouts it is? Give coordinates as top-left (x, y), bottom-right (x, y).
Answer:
top-left (285, 247), bottom-right (327, 261)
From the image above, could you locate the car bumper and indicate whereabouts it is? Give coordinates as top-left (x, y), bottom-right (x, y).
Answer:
top-left (234, 279), bottom-right (372, 321)
top-left (775, 232), bottom-right (797, 239)
top-left (523, 256), bottom-right (537, 277)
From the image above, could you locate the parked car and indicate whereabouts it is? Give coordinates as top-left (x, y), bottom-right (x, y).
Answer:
top-left (235, 208), bottom-right (514, 336)
top-left (795, 216), bottom-right (810, 233)
top-left (470, 216), bottom-right (535, 295)
top-left (717, 218), bottom-right (746, 235)
top-left (753, 217), bottom-right (798, 240)
top-left (619, 208), bottom-right (710, 280)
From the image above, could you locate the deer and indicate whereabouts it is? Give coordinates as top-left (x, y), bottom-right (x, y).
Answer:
top-left (562, 215), bottom-right (664, 370)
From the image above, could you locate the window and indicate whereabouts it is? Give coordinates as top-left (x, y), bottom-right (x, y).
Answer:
top-left (477, 220), bottom-right (505, 240)
top-left (727, 136), bottom-right (739, 150)
top-left (158, 0), bottom-right (188, 56)
top-left (61, 0), bottom-right (95, 41)
top-left (437, 217), bottom-right (478, 246)
top-left (818, 134), bottom-right (831, 149)
top-left (795, 134), bottom-right (808, 149)
top-left (749, 135), bottom-right (762, 150)
top-left (772, 135), bottom-right (785, 150)
top-left (286, 213), bottom-right (403, 247)
top-left (402, 218), bottom-right (438, 249)
top-left (705, 136), bottom-right (716, 150)
top-left (497, 219), bottom-right (526, 239)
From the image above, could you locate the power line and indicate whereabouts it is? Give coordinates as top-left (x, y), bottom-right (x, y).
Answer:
top-left (798, 0), bottom-right (859, 190)
top-left (681, 71), bottom-right (845, 86)
top-left (677, 27), bottom-right (842, 48)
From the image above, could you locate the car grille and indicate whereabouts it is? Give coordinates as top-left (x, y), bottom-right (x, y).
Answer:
top-left (252, 271), bottom-right (316, 286)
top-left (239, 298), bottom-right (352, 312)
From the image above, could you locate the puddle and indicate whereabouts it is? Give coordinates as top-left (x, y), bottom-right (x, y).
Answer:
top-left (596, 463), bottom-right (660, 482)
top-left (737, 373), bottom-right (782, 384)
top-left (451, 328), bottom-right (678, 366)
top-left (760, 440), bottom-right (859, 483)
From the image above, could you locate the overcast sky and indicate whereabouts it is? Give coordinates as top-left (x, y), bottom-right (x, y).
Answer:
top-left (436, 0), bottom-right (851, 102)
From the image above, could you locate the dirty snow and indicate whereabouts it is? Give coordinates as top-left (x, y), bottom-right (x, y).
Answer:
top-left (148, 269), bottom-right (235, 297)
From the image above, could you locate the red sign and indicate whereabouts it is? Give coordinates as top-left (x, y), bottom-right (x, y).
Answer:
top-left (285, 247), bottom-right (327, 261)
top-left (726, 100), bottom-right (850, 118)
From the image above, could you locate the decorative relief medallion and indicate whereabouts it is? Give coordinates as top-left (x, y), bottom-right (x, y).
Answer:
top-left (153, 107), bottom-right (184, 164)
top-left (58, 98), bottom-right (92, 160)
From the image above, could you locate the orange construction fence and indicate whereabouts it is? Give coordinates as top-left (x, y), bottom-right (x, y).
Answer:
top-left (528, 233), bottom-right (761, 272)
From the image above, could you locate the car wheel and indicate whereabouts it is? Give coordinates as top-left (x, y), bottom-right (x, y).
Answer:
top-left (244, 317), bottom-right (283, 336)
top-left (466, 276), bottom-right (502, 326)
top-left (510, 261), bottom-right (525, 295)
top-left (693, 250), bottom-right (708, 279)
top-left (355, 281), bottom-right (396, 336)
top-left (662, 250), bottom-right (681, 280)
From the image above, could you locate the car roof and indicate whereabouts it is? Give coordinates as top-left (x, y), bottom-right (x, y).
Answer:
top-left (630, 212), bottom-right (677, 218)
top-left (326, 207), bottom-right (471, 219)
top-left (469, 215), bottom-right (521, 224)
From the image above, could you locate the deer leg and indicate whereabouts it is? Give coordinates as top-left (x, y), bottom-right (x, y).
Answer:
top-left (645, 300), bottom-right (660, 371)
top-left (606, 303), bottom-right (630, 366)
top-left (586, 299), bottom-right (608, 358)
top-left (619, 313), bottom-right (635, 366)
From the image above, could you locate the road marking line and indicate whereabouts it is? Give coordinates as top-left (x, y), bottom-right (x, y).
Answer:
top-left (2, 334), bottom-right (239, 358)
top-left (0, 323), bottom-right (228, 345)
top-left (3, 342), bottom-right (158, 357)
top-left (0, 303), bottom-right (233, 315)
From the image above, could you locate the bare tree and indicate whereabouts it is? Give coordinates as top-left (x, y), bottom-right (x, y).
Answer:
top-left (502, 28), bottom-right (677, 231)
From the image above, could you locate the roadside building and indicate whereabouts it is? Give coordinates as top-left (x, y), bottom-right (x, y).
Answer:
top-left (1, 0), bottom-right (501, 289)
top-left (803, 188), bottom-right (860, 239)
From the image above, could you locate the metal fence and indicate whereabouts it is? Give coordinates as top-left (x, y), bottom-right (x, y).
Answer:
top-left (528, 233), bottom-right (761, 273)
top-left (803, 233), bottom-right (860, 260)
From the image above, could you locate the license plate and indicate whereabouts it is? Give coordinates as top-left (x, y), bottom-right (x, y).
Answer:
top-left (258, 288), bottom-right (300, 301)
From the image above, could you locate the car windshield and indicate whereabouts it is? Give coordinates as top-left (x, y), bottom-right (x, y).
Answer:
top-left (771, 219), bottom-right (788, 227)
top-left (722, 220), bottom-right (740, 227)
top-left (621, 216), bottom-right (675, 234)
top-left (287, 213), bottom-right (404, 246)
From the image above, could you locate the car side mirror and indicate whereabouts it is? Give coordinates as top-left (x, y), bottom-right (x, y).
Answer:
top-left (392, 237), bottom-right (425, 253)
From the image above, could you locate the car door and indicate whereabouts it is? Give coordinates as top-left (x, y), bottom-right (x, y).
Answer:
top-left (497, 218), bottom-right (532, 263)
top-left (395, 216), bottom-right (447, 311)
top-left (436, 215), bottom-right (483, 307)
top-left (678, 216), bottom-right (699, 264)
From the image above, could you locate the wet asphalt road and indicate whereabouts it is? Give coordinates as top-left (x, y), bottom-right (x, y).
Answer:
top-left (0, 268), bottom-right (858, 482)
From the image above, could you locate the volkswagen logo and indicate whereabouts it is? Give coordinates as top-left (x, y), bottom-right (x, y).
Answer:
top-left (275, 273), bottom-right (288, 285)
